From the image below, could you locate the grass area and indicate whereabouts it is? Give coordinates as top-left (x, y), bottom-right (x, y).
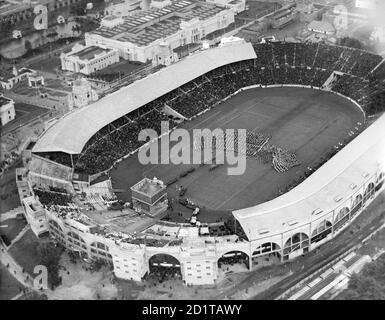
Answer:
top-left (8, 229), bottom-right (44, 275)
top-left (0, 218), bottom-right (27, 246)
top-left (1, 102), bottom-right (49, 134)
top-left (29, 56), bottom-right (61, 74)
top-left (0, 264), bottom-right (24, 300)
top-left (111, 87), bottom-right (363, 214)
top-left (0, 161), bottom-right (22, 214)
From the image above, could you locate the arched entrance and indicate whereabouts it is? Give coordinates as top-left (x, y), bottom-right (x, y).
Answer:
top-left (283, 232), bottom-right (309, 260)
top-left (251, 242), bottom-right (281, 268)
top-left (311, 220), bottom-right (332, 243)
top-left (363, 183), bottom-right (375, 203)
top-left (218, 250), bottom-right (250, 271)
top-left (147, 254), bottom-right (182, 282)
top-left (350, 194), bottom-right (362, 218)
top-left (334, 207), bottom-right (350, 231)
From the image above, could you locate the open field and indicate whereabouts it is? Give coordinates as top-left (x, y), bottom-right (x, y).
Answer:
top-left (0, 264), bottom-right (23, 300)
top-left (111, 87), bottom-right (363, 218)
top-left (0, 218), bottom-right (27, 245)
top-left (7, 229), bottom-right (43, 275)
top-left (1, 102), bottom-right (48, 134)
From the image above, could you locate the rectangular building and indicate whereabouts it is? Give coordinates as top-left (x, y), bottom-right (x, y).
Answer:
top-left (86, 0), bottom-right (235, 62)
top-left (60, 44), bottom-right (120, 75)
top-left (0, 95), bottom-right (15, 126)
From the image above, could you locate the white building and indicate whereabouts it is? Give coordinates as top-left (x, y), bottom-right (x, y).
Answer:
top-left (0, 67), bottom-right (35, 90)
top-left (86, 0), bottom-right (235, 63)
top-left (0, 95), bottom-right (15, 126)
top-left (151, 0), bottom-right (172, 9)
top-left (69, 78), bottom-right (99, 108)
top-left (206, 0), bottom-right (245, 14)
top-left (104, 0), bottom-right (143, 18)
top-left (22, 195), bottom-right (49, 237)
top-left (60, 44), bottom-right (120, 75)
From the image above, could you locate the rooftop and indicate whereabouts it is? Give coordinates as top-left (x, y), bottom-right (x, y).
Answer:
top-left (131, 177), bottom-right (166, 197)
top-left (92, 0), bottom-right (227, 47)
top-left (0, 95), bottom-right (12, 107)
top-left (70, 45), bottom-right (112, 61)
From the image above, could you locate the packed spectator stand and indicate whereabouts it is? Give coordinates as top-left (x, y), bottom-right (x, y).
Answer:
top-left (36, 42), bottom-right (384, 176)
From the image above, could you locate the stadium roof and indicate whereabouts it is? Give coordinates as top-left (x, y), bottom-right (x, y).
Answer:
top-left (32, 42), bottom-right (257, 155)
top-left (233, 113), bottom-right (385, 242)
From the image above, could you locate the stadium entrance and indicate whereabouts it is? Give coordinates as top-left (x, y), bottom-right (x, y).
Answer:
top-left (218, 251), bottom-right (250, 273)
top-left (147, 254), bottom-right (182, 283)
top-left (251, 242), bottom-right (281, 269)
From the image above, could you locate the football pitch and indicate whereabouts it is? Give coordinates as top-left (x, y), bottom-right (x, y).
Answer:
top-left (110, 87), bottom-right (364, 214)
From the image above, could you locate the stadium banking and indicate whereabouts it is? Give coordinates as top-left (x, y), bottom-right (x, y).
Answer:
top-left (138, 121), bottom-right (247, 176)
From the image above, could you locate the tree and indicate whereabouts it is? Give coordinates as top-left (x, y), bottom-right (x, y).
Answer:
top-left (337, 254), bottom-right (385, 300)
top-left (338, 37), bottom-right (364, 50)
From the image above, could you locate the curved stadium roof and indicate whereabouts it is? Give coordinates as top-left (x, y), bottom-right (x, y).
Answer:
top-left (233, 114), bottom-right (385, 241)
top-left (32, 42), bottom-right (257, 155)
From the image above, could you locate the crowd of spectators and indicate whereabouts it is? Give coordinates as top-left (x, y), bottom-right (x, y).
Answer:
top-left (39, 42), bottom-right (384, 176)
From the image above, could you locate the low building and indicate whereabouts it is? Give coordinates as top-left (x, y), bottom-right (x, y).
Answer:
top-left (60, 44), bottom-right (120, 75)
top-left (104, 0), bottom-right (142, 18)
top-left (69, 78), bottom-right (99, 108)
top-left (0, 95), bottom-right (15, 126)
top-left (131, 177), bottom-right (168, 216)
top-left (152, 41), bottom-right (179, 66)
top-left (266, 3), bottom-right (297, 29)
top-left (307, 20), bottom-right (336, 36)
top-left (86, 0), bottom-right (235, 63)
top-left (27, 73), bottom-right (45, 88)
top-left (22, 195), bottom-right (49, 237)
top-left (0, 66), bottom-right (35, 90)
top-left (206, 0), bottom-right (245, 14)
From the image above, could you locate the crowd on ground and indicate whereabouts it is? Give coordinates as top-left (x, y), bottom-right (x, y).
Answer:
top-left (33, 188), bottom-right (81, 219)
top-left (39, 42), bottom-right (384, 176)
top-left (218, 252), bottom-right (249, 270)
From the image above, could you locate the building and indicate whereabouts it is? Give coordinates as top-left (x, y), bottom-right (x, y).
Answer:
top-left (0, 95), bottom-right (15, 126)
top-left (152, 41), bottom-right (179, 66)
top-left (0, 0), bottom-right (83, 29)
top-left (307, 20), bottom-right (336, 36)
top-left (370, 26), bottom-right (385, 44)
top-left (206, 0), bottom-right (245, 14)
top-left (86, 0), bottom-right (235, 63)
top-left (104, 0), bottom-right (143, 18)
top-left (0, 66), bottom-right (35, 90)
top-left (266, 3), bottom-right (297, 29)
top-left (69, 78), bottom-right (99, 108)
top-left (60, 44), bottom-right (120, 75)
top-left (22, 195), bottom-right (49, 237)
top-left (131, 177), bottom-right (168, 216)
top-left (27, 72), bottom-right (45, 87)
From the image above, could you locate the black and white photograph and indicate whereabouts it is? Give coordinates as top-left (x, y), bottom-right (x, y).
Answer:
top-left (0, 0), bottom-right (385, 310)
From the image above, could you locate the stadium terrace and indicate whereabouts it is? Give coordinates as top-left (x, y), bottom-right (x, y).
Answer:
top-left (17, 40), bottom-right (385, 285)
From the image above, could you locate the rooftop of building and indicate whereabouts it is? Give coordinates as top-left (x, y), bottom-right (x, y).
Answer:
top-left (308, 20), bottom-right (335, 33)
top-left (69, 45), bottom-right (112, 61)
top-left (131, 177), bottom-right (166, 197)
top-left (0, 95), bottom-right (12, 107)
top-left (92, 0), bottom-right (228, 47)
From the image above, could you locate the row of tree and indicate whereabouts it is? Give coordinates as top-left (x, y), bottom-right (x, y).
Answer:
top-left (337, 254), bottom-right (385, 300)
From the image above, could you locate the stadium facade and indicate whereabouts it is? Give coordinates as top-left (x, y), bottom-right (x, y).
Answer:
top-left (17, 40), bottom-right (385, 285)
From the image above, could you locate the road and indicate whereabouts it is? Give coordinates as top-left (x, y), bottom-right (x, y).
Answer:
top-left (251, 213), bottom-right (385, 300)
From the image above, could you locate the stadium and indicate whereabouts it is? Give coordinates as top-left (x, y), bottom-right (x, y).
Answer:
top-left (17, 40), bottom-right (385, 285)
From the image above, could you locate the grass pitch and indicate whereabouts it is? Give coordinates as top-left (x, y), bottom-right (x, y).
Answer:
top-left (110, 87), bottom-right (363, 216)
